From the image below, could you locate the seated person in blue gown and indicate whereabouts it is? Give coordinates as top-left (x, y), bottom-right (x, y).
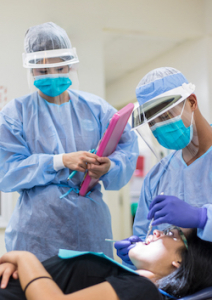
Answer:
top-left (115, 67), bottom-right (212, 269)
top-left (0, 227), bottom-right (212, 300)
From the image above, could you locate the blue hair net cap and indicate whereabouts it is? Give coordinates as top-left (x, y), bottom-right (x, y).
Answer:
top-left (136, 67), bottom-right (189, 106)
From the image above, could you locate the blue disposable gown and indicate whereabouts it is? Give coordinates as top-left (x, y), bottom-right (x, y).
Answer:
top-left (133, 148), bottom-right (212, 242)
top-left (0, 89), bottom-right (139, 261)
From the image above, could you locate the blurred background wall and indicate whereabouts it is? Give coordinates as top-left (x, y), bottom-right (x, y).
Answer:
top-left (0, 0), bottom-right (212, 260)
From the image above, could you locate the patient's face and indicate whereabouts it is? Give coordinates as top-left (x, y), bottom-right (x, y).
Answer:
top-left (129, 228), bottom-right (191, 278)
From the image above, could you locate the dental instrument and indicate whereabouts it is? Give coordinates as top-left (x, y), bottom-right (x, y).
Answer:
top-left (105, 238), bottom-right (137, 245)
top-left (145, 192), bottom-right (164, 244)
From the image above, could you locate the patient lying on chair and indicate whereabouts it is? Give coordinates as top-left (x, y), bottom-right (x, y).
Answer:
top-left (0, 226), bottom-right (212, 300)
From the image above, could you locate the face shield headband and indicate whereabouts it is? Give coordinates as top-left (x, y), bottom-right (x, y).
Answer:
top-left (22, 48), bottom-right (79, 68)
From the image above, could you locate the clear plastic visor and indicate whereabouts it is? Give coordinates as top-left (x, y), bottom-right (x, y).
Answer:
top-left (132, 82), bottom-right (195, 129)
top-left (31, 64), bottom-right (72, 77)
top-left (132, 95), bottom-right (183, 129)
top-left (27, 62), bottom-right (80, 95)
top-left (23, 48), bottom-right (79, 68)
top-left (133, 99), bottom-right (198, 168)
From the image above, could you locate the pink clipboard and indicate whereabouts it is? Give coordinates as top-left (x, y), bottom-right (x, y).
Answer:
top-left (79, 103), bottom-right (134, 197)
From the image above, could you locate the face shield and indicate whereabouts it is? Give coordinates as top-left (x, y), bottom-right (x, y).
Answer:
top-left (23, 48), bottom-right (80, 103)
top-left (132, 83), bottom-right (199, 167)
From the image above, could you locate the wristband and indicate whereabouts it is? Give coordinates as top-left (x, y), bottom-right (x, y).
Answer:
top-left (24, 276), bottom-right (53, 293)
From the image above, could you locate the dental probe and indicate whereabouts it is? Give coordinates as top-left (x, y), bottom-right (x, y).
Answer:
top-left (145, 192), bottom-right (164, 244)
top-left (105, 238), bottom-right (137, 244)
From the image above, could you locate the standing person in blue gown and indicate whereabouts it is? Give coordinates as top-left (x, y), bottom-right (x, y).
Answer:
top-left (0, 22), bottom-right (139, 261)
top-left (115, 67), bottom-right (212, 266)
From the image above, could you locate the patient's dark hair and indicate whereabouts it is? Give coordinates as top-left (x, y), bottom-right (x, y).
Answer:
top-left (157, 229), bottom-right (212, 298)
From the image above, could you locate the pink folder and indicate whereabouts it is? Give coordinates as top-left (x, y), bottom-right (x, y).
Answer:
top-left (79, 103), bottom-right (134, 196)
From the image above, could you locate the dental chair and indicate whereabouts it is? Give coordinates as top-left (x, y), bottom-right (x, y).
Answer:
top-left (178, 286), bottom-right (212, 300)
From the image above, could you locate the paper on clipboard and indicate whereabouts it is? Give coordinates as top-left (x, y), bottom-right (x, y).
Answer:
top-left (79, 103), bottom-right (134, 197)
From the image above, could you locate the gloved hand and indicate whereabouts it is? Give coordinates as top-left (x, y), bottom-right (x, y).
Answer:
top-left (114, 235), bottom-right (142, 265)
top-left (147, 195), bottom-right (207, 229)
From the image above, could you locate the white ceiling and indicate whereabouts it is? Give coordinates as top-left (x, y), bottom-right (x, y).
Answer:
top-left (0, 0), bottom-right (207, 102)
top-left (101, 0), bottom-right (205, 86)
top-left (103, 29), bottom-right (188, 85)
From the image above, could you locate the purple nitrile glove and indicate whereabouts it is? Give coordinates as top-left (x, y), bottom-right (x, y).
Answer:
top-left (147, 195), bottom-right (207, 229)
top-left (114, 235), bottom-right (142, 265)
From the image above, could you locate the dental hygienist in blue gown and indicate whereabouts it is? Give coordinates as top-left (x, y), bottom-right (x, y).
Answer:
top-left (115, 67), bottom-right (212, 266)
top-left (0, 22), bottom-right (139, 261)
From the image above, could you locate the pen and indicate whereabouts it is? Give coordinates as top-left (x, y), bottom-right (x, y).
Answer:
top-left (67, 170), bottom-right (77, 181)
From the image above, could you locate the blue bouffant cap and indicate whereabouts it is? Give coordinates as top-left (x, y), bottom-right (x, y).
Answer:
top-left (136, 67), bottom-right (189, 106)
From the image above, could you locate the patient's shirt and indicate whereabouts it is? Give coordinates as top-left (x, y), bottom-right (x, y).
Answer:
top-left (0, 254), bottom-right (163, 300)
top-left (44, 254), bottom-right (163, 300)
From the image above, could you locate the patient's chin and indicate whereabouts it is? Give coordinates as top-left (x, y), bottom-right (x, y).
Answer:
top-left (128, 250), bottom-right (144, 269)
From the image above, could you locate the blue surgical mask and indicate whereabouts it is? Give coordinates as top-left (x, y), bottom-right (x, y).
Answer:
top-left (151, 110), bottom-right (194, 150)
top-left (34, 74), bottom-right (72, 97)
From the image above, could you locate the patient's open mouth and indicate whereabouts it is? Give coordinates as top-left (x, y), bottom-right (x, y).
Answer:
top-left (144, 235), bottom-right (153, 245)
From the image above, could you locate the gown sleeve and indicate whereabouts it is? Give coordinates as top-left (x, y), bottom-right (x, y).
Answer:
top-left (132, 173), bottom-right (153, 240)
top-left (0, 112), bottom-right (57, 192)
top-left (197, 204), bottom-right (212, 242)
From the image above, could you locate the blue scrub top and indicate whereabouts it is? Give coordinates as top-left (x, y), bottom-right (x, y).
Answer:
top-left (133, 148), bottom-right (212, 242)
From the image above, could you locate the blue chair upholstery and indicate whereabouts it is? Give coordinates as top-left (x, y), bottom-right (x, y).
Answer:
top-left (179, 286), bottom-right (212, 300)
